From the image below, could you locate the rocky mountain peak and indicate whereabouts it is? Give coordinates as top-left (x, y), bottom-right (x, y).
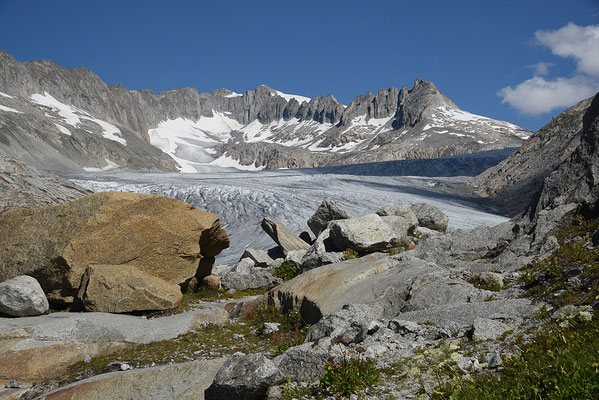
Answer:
top-left (395, 79), bottom-right (457, 128)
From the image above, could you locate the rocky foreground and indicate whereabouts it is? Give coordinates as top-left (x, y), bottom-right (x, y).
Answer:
top-left (0, 92), bottom-right (598, 399)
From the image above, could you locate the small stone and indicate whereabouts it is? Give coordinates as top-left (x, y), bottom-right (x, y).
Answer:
top-left (267, 385), bottom-right (284, 399)
top-left (285, 250), bottom-right (307, 268)
top-left (5, 380), bottom-right (22, 389)
top-left (413, 226), bottom-right (442, 240)
top-left (203, 275), bottom-right (222, 290)
top-left (259, 323), bottom-right (280, 335)
top-left (457, 357), bottom-right (481, 373)
top-left (477, 271), bottom-right (505, 289)
top-left (0, 275), bottom-right (49, 317)
top-left (486, 352), bottom-right (502, 368)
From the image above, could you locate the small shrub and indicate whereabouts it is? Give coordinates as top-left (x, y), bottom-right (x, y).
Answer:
top-left (321, 358), bottom-right (381, 396)
top-left (273, 261), bottom-right (302, 282)
top-left (468, 276), bottom-right (503, 292)
top-left (343, 248), bottom-right (359, 260)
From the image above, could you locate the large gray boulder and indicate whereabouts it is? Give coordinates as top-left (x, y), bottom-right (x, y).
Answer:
top-left (301, 228), bottom-right (344, 271)
top-left (307, 198), bottom-right (352, 237)
top-left (205, 353), bottom-right (282, 400)
top-left (376, 203), bottom-right (419, 231)
top-left (270, 253), bottom-right (444, 324)
top-left (380, 216), bottom-right (411, 244)
top-left (0, 275), bottom-right (48, 317)
top-left (277, 342), bottom-right (330, 383)
top-left (240, 248), bottom-right (274, 268)
top-left (221, 259), bottom-right (281, 291)
top-left (306, 304), bottom-right (384, 343)
top-left (329, 214), bottom-right (400, 252)
top-left (261, 217), bottom-right (310, 255)
top-left (410, 203), bottom-right (449, 232)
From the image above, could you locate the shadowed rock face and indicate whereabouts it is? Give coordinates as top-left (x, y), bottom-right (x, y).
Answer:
top-left (0, 51), bottom-right (529, 173)
top-left (470, 96), bottom-right (594, 214)
top-left (0, 191), bottom-right (229, 306)
top-left (521, 92), bottom-right (599, 232)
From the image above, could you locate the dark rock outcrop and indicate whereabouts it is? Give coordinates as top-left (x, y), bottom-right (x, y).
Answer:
top-left (470, 96), bottom-right (593, 214)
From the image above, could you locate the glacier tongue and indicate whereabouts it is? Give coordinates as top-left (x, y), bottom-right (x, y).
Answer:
top-left (70, 167), bottom-right (509, 265)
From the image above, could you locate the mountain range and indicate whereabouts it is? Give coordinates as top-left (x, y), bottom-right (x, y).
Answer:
top-left (0, 51), bottom-right (530, 172)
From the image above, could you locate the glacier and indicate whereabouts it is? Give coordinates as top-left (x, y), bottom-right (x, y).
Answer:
top-left (68, 149), bottom-right (513, 265)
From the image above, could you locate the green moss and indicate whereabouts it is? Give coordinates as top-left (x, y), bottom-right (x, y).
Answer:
top-left (343, 248), bottom-right (359, 260)
top-left (273, 261), bottom-right (302, 282)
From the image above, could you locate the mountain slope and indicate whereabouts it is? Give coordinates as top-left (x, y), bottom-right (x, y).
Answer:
top-left (0, 155), bottom-right (89, 213)
top-left (470, 96), bottom-right (594, 214)
top-left (0, 51), bottom-right (530, 172)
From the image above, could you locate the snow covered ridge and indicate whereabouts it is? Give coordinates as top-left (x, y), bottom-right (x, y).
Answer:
top-left (30, 92), bottom-right (127, 145)
top-left (0, 58), bottom-right (531, 174)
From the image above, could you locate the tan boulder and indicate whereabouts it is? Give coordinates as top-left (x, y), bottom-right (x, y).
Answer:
top-left (202, 275), bottom-right (222, 290)
top-left (0, 192), bottom-right (229, 306)
top-left (78, 265), bottom-right (183, 313)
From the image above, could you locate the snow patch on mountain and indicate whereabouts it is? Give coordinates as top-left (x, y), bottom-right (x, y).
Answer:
top-left (432, 106), bottom-right (530, 139)
top-left (83, 159), bottom-right (121, 172)
top-left (54, 123), bottom-right (71, 135)
top-left (0, 91), bottom-right (14, 98)
top-left (209, 154), bottom-right (266, 171)
top-left (30, 92), bottom-right (127, 145)
top-left (274, 90), bottom-right (311, 104)
top-left (0, 105), bottom-right (21, 113)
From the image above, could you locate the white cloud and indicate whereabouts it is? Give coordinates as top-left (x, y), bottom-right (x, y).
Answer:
top-left (528, 62), bottom-right (554, 76)
top-left (498, 76), bottom-right (599, 116)
top-left (535, 23), bottom-right (599, 77)
top-left (499, 23), bottom-right (599, 116)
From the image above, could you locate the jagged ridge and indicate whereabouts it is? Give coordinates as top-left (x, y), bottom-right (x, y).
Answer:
top-left (0, 51), bottom-right (530, 172)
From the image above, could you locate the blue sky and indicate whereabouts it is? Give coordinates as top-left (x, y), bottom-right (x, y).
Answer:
top-left (1, 0), bottom-right (598, 131)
